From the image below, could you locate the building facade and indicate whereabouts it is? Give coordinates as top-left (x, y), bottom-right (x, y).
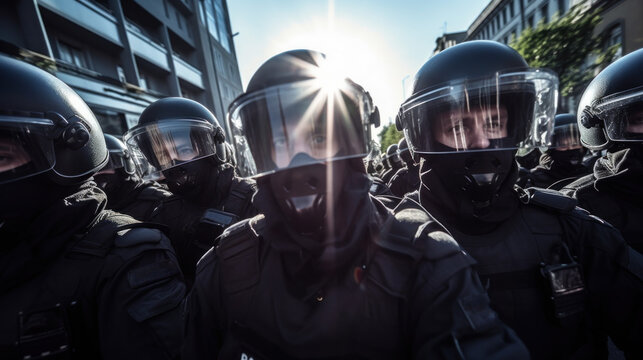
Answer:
top-left (0, 0), bottom-right (243, 137)
top-left (467, 0), bottom-right (571, 44)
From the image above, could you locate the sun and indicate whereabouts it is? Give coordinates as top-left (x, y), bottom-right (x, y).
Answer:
top-left (265, 5), bottom-right (399, 130)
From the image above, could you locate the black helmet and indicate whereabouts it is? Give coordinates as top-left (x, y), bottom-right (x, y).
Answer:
top-left (577, 48), bottom-right (643, 150)
top-left (397, 138), bottom-right (414, 166)
top-left (397, 41), bottom-right (558, 218)
top-left (385, 143), bottom-right (402, 169)
top-left (227, 49), bottom-right (377, 230)
top-left (550, 113), bottom-right (583, 151)
top-left (397, 41), bottom-right (557, 156)
top-left (97, 134), bottom-right (136, 175)
top-left (228, 49), bottom-right (375, 178)
top-left (0, 55), bottom-right (107, 185)
top-left (123, 97), bottom-right (226, 180)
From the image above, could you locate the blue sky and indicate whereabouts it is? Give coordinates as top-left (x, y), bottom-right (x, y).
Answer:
top-left (227, 0), bottom-right (490, 128)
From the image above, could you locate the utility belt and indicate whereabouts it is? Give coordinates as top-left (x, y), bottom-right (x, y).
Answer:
top-left (14, 301), bottom-right (86, 359)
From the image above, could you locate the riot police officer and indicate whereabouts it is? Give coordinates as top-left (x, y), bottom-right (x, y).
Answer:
top-left (523, 113), bottom-right (591, 190)
top-left (124, 97), bottom-right (257, 286)
top-left (183, 49), bottom-right (528, 359)
top-left (396, 41), bottom-right (643, 359)
top-left (94, 133), bottom-right (172, 221)
top-left (0, 55), bottom-right (185, 359)
top-left (387, 138), bottom-right (420, 197)
top-left (562, 48), bottom-right (643, 254)
top-left (381, 143), bottom-right (403, 184)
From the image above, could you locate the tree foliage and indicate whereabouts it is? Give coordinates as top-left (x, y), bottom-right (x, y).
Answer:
top-left (377, 123), bottom-right (404, 153)
top-left (510, 1), bottom-right (616, 100)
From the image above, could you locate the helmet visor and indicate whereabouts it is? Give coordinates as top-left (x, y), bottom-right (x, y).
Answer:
top-left (0, 116), bottom-right (56, 185)
top-left (551, 123), bottom-right (583, 150)
top-left (124, 119), bottom-right (218, 179)
top-left (228, 79), bottom-right (372, 178)
top-left (96, 151), bottom-right (132, 175)
top-left (399, 70), bottom-right (558, 154)
top-left (593, 86), bottom-right (643, 142)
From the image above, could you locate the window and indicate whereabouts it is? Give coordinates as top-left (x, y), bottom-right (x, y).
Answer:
top-left (604, 24), bottom-right (623, 59)
top-left (215, 0), bottom-right (230, 52)
top-left (510, 1), bottom-right (515, 17)
top-left (502, 8), bottom-right (507, 25)
top-left (557, 0), bottom-right (566, 15)
top-left (527, 14), bottom-right (535, 29)
top-left (541, 4), bottom-right (549, 24)
top-left (57, 41), bottom-right (88, 68)
top-left (93, 108), bottom-right (127, 136)
top-left (176, 8), bottom-right (182, 29)
top-left (204, 0), bottom-right (218, 40)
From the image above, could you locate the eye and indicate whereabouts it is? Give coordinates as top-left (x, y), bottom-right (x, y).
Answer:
top-left (310, 134), bottom-right (326, 145)
top-left (273, 137), bottom-right (287, 147)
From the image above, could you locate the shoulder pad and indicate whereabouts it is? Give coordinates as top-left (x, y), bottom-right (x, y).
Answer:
top-left (216, 216), bottom-right (263, 294)
top-left (379, 200), bottom-right (455, 261)
top-left (70, 211), bottom-right (138, 257)
top-left (114, 227), bottom-right (163, 248)
top-left (519, 187), bottom-right (577, 212)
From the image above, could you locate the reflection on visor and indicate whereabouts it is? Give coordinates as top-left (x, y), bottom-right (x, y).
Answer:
top-left (399, 70), bottom-right (558, 154)
top-left (228, 79), bottom-right (372, 177)
top-left (594, 88), bottom-right (643, 142)
top-left (124, 120), bottom-right (218, 179)
top-left (0, 117), bottom-right (56, 185)
top-left (552, 123), bottom-right (582, 150)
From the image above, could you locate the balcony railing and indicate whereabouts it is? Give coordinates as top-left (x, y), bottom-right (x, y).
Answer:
top-left (126, 21), bottom-right (169, 70)
top-left (173, 55), bottom-right (203, 88)
top-left (39, 0), bottom-right (120, 45)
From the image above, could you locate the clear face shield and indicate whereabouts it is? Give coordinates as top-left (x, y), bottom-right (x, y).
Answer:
top-left (591, 85), bottom-right (643, 143)
top-left (0, 115), bottom-right (56, 185)
top-left (228, 79), bottom-right (373, 178)
top-left (398, 70), bottom-right (558, 155)
top-left (551, 123), bottom-right (583, 151)
top-left (123, 120), bottom-right (219, 180)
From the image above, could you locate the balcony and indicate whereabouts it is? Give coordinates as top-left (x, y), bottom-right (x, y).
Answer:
top-left (173, 55), bottom-right (203, 89)
top-left (126, 21), bottom-right (169, 70)
top-left (39, 0), bottom-right (121, 45)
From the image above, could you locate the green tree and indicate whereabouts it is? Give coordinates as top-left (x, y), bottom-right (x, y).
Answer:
top-left (510, 1), bottom-right (617, 111)
top-left (378, 123), bottom-right (404, 153)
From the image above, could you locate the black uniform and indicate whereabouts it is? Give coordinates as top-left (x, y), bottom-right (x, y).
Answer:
top-left (103, 178), bottom-right (172, 222)
top-left (387, 164), bottom-right (420, 197)
top-left (0, 182), bottom-right (185, 359)
top-left (525, 151), bottom-right (591, 190)
top-left (412, 184), bottom-right (643, 359)
top-left (152, 165), bottom-right (257, 286)
top-left (562, 147), bottom-right (643, 254)
top-left (183, 185), bottom-right (528, 359)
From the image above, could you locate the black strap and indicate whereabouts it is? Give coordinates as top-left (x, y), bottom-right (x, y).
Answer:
top-left (221, 181), bottom-right (254, 217)
top-left (479, 268), bottom-right (542, 292)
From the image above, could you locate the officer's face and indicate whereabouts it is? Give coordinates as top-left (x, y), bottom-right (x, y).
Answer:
top-left (0, 136), bottom-right (31, 173)
top-left (432, 105), bottom-right (508, 150)
top-left (554, 135), bottom-right (583, 151)
top-left (626, 106), bottom-right (643, 134)
top-left (272, 102), bottom-right (341, 168)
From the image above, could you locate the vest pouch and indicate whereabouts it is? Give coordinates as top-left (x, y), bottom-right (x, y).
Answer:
top-left (194, 209), bottom-right (239, 249)
top-left (540, 261), bottom-right (586, 320)
top-left (18, 303), bottom-right (73, 359)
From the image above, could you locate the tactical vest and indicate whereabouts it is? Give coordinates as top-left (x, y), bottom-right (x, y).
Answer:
top-left (210, 198), bottom-right (475, 359)
top-left (452, 188), bottom-right (602, 359)
top-left (0, 212), bottom-right (175, 359)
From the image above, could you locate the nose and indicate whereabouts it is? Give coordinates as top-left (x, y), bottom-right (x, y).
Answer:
top-left (468, 126), bottom-right (490, 149)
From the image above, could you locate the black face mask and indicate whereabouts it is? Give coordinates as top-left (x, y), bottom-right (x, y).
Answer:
top-left (0, 173), bottom-right (81, 230)
top-left (162, 157), bottom-right (219, 201)
top-left (549, 149), bottom-right (586, 170)
top-left (268, 153), bottom-right (350, 233)
top-left (419, 150), bottom-right (519, 232)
